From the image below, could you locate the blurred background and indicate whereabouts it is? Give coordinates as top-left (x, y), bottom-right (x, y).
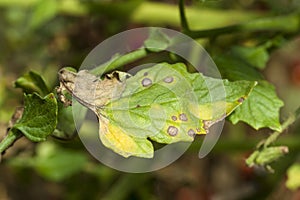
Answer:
top-left (1, 0), bottom-right (300, 199)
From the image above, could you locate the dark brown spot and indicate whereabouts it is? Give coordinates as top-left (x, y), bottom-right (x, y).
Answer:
top-left (238, 97), bottom-right (245, 103)
top-left (171, 116), bottom-right (177, 121)
top-left (188, 129), bottom-right (196, 137)
top-left (136, 104), bottom-right (141, 108)
top-left (144, 72), bottom-right (148, 76)
top-left (167, 126), bottom-right (178, 136)
top-left (164, 76), bottom-right (174, 83)
top-left (179, 113), bottom-right (188, 121)
top-left (141, 78), bottom-right (152, 87)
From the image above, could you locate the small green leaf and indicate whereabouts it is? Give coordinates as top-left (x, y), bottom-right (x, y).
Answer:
top-left (14, 71), bottom-right (50, 96)
top-left (229, 81), bottom-right (284, 131)
top-left (12, 93), bottom-right (58, 142)
top-left (144, 28), bottom-right (170, 52)
top-left (231, 45), bottom-right (269, 70)
top-left (286, 163), bottom-right (300, 190)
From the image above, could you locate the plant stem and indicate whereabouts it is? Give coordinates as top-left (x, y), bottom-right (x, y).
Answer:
top-left (0, 130), bottom-right (22, 155)
top-left (91, 48), bottom-right (149, 75)
top-left (179, 0), bottom-right (189, 31)
top-left (179, 0), bottom-right (300, 38)
top-left (263, 107), bottom-right (300, 148)
top-left (189, 13), bottom-right (299, 38)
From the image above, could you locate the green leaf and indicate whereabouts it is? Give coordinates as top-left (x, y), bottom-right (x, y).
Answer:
top-left (214, 55), bottom-right (283, 131)
top-left (286, 163), bottom-right (300, 190)
top-left (14, 71), bottom-right (50, 96)
top-left (12, 93), bottom-right (58, 142)
top-left (231, 45), bottom-right (269, 70)
top-left (59, 63), bottom-right (256, 158)
top-left (229, 81), bottom-right (284, 131)
top-left (213, 55), bottom-right (263, 81)
top-left (144, 28), bottom-right (170, 52)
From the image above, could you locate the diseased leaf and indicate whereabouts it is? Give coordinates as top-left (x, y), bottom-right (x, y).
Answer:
top-left (229, 81), bottom-right (283, 131)
top-left (14, 71), bottom-right (50, 96)
top-left (286, 163), bottom-right (300, 190)
top-left (12, 93), bottom-right (58, 142)
top-left (59, 63), bottom-right (256, 158)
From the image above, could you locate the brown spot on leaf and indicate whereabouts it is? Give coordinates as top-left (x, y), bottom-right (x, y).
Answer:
top-left (179, 113), bottom-right (188, 121)
top-left (142, 78), bottom-right (152, 87)
top-left (171, 116), bottom-right (177, 121)
top-left (144, 72), bottom-right (148, 76)
top-left (163, 76), bottom-right (174, 83)
top-left (188, 129), bottom-right (196, 137)
top-left (167, 126), bottom-right (178, 136)
top-left (238, 97), bottom-right (245, 103)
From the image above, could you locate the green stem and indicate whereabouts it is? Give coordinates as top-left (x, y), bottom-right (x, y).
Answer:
top-left (0, 130), bottom-right (22, 155)
top-left (187, 14), bottom-right (300, 38)
top-left (91, 48), bottom-right (149, 75)
top-left (179, 0), bottom-right (189, 31)
top-left (179, 0), bottom-right (300, 39)
top-left (264, 107), bottom-right (300, 148)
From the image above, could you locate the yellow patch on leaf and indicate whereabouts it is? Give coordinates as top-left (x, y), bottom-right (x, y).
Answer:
top-left (99, 117), bottom-right (154, 158)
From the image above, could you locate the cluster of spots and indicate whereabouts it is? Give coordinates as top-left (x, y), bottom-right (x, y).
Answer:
top-left (168, 113), bottom-right (196, 137)
top-left (171, 113), bottom-right (188, 122)
top-left (141, 73), bottom-right (175, 87)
